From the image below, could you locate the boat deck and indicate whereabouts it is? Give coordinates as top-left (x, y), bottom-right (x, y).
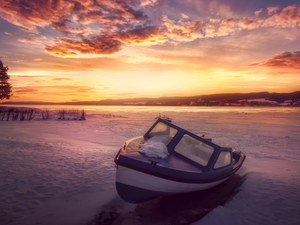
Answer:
top-left (124, 136), bottom-right (202, 173)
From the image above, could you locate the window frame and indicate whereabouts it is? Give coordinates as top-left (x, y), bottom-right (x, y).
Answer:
top-left (213, 150), bottom-right (232, 170)
top-left (143, 118), bottom-right (221, 171)
top-left (173, 133), bottom-right (216, 167)
top-left (144, 121), bottom-right (179, 147)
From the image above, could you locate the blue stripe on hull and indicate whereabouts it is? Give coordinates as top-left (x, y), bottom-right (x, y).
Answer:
top-left (116, 182), bottom-right (169, 203)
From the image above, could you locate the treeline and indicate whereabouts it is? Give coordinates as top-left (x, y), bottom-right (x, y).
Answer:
top-left (2, 91), bottom-right (300, 106)
top-left (61, 91), bottom-right (300, 106)
top-left (0, 107), bottom-right (86, 121)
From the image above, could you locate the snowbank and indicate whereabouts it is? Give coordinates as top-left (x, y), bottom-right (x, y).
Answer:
top-left (0, 106), bottom-right (299, 225)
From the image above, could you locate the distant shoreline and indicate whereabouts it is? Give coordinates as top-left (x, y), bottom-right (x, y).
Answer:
top-left (1, 91), bottom-right (300, 107)
top-left (1, 103), bottom-right (300, 107)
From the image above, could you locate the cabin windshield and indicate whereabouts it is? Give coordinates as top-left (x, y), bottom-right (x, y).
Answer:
top-left (174, 134), bottom-right (214, 166)
top-left (147, 122), bottom-right (178, 146)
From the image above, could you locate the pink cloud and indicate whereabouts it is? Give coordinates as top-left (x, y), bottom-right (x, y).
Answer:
top-left (5, 31), bottom-right (38, 44)
top-left (1, 1), bottom-right (300, 57)
top-left (254, 8), bottom-right (263, 17)
top-left (263, 4), bottom-right (300, 27)
top-left (267, 5), bottom-right (282, 15)
top-left (18, 37), bottom-right (36, 43)
top-left (4, 31), bottom-right (19, 36)
top-left (250, 51), bottom-right (300, 70)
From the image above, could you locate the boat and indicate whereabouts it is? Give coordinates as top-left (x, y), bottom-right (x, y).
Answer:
top-left (114, 118), bottom-right (246, 203)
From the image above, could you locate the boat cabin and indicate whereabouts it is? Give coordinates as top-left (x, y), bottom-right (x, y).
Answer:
top-left (143, 118), bottom-right (233, 173)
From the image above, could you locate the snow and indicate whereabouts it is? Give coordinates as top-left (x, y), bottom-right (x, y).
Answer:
top-left (0, 105), bottom-right (300, 225)
top-left (239, 98), bottom-right (276, 103)
top-left (139, 135), bottom-right (169, 159)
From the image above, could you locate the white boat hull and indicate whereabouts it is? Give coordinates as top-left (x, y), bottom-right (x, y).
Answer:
top-left (115, 165), bottom-right (230, 203)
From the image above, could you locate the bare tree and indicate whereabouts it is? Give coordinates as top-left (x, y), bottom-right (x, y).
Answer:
top-left (42, 109), bottom-right (51, 120)
top-left (20, 110), bottom-right (26, 120)
top-left (27, 109), bottom-right (35, 120)
top-left (11, 108), bottom-right (19, 120)
top-left (58, 109), bottom-right (66, 120)
top-left (0, 107), bottom-right (6, 120)
top-left (80, 109), bottom-right (86, 120)
top-left (6, 108), bottom-right (13, 121)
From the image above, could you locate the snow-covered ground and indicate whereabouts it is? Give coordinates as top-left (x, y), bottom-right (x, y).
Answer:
top-left (0, 106), bottom-right (300, 225)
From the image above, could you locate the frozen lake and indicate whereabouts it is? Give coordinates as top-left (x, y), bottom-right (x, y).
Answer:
top-left (0, 106), bottom-right (300, 225)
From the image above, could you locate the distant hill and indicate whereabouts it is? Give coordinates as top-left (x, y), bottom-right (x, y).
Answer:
top-left (1, 91), bottom-right (300, 106)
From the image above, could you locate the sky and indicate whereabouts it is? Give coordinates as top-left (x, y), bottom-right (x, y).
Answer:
top-left (0, 0), bottom-right (300, 103)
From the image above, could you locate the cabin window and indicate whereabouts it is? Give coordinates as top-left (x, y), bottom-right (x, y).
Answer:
top-left (174, 134), bottom-right (214, 166)
top-left (214, 151), bottom-right (231, 169)
top-left (148, 122), bottom-right (178, 145)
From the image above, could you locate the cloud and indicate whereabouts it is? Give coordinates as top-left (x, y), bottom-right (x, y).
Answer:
top-left (5, 31), bottom-right (38, 44)
top-left (1, 1), bottom-right (300, 57)
top-left (160, 15), bottom-right (202, 41)
top-left (45, 45), bottom-right (78, 57)
top-left (267, 5), bottom-right (282, 15)
top-left (56, 36), bottom-right (122, 55)
top-left (45, 25), bottom-right (164, 57)
top-left (13, 85), bottom-right (95, 95)
top-left (52, 78), bottom-right (72, 81)
top-left (4, 31), bottom-right (19, 36)
top-left (14, 87), bottom-right (39, 94)
top-left (181, 13), bottom-right (189, 19)
top-left (116, 25), bottom-right (164, 45)
top-left (9, 57), bottom-right (129, 73)
top-left (12, 60), bottom-right (27, 63)
top-left (0, 0), bottom-right (149, 35)
top-left (18, 37), bottom-right (37, 43)
top-left (250, 51), bottom-right (300, 70)
top-left (263, 4), bottom-right (300, 28)
top-left (254, 8), bottom-right (263, 17)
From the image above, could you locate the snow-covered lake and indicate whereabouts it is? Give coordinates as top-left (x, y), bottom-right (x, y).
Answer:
top-left (0, 106), bottom-right (300, 225)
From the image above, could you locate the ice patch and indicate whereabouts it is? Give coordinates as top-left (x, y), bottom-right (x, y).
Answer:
top-left (1, 106), bottom-right (300, 225)
top-left (139, 135), bottom-right (169, 159)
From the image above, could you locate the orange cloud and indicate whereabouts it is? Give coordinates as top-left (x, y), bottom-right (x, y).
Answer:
top-left (52, 78), bottom-right (72, 81)
top-left (14, 87), bottom-right (39, 94)
top-left (250, 51), bottom-right (300, 70)
top-left (116, 25), bottom-right (164, 45)
top-left (13, 85), bottom-right (95, 95)
top-left (1, 1), bottom-right (300, 58)
top-left (45, 26), bottom-right (165, 56)
top-left (57, 37), bottom-right (122, 55)
top-left (45, 45), bottom-right (78, 57)
top-left (18, 37), bottom-right (37, 43)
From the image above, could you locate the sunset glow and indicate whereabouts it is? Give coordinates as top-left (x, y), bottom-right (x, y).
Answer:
top-left (1, 0), bottom-right (300, 102)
